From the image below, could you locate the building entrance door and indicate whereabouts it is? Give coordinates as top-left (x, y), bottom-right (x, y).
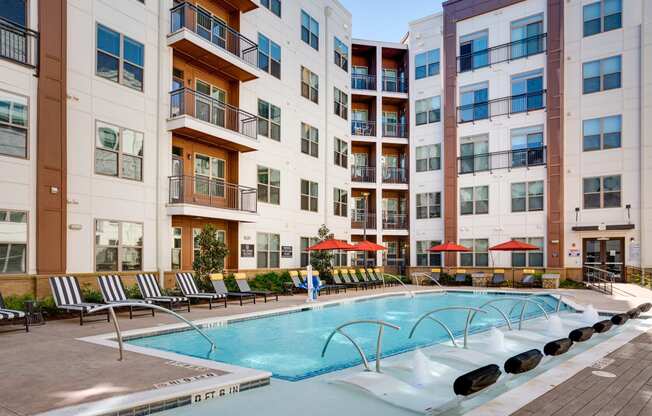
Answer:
top-left (582, 237), bottom-right (625, 282)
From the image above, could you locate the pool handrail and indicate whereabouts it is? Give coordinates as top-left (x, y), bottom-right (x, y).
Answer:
top-left (410, 271), bottom-right (443, 288)
top-left (321, 319), bottom-right (400, 373)
top-left (469, 297), bottom-right (550, 331)
top-left (408, 306), bottom-right (487, 348)
top-left (382, 273), bottom-right (415, 297)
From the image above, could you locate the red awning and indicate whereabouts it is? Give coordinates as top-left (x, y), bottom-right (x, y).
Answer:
top-left (428, 242), bottom-right (471, 252)
top-left (307, 239), bottom-right (355, 251)
top-left (489, 240), bottom-right (540, 251)
top-left (349, 240), bottom-right (387, 252)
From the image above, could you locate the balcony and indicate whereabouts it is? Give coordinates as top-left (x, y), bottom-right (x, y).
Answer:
top-left (168, 2), bottom-right (261, 82)
top-left (351, 166), bottom-right (376, 183)
top-left (351, 74), bottom-right (376, 91)
top-left (382, 167), bottom-right (408, 184)
top-left (0, 17), bottom-right (38, 70)
top-left (168, 88), bottom-right (259, 152)
top-left (457, 34), bottom-right (547, 73)
top-left (351, 211), bottom-right (376, 230)
top-left (382, 213), bottom-right (408, 230)
top-left (457, 146), bottom-right (547, 175)
top-left (457, 90), bottom-right (546, 124)
top-left (382, 122), bottom-right (408, 138)
top-left (382, 76), bottom-right (407, 93)
top-left (168, 176), bottom-right (257, 222)
top-left (351, 120), bottom-right (376, 137)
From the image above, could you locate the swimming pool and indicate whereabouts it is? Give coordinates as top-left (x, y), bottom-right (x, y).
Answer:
top-left (127, 291), bottom-right (565, 381)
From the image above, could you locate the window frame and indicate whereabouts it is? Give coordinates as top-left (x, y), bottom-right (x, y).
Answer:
top-left (334, 137), bottom-right (348, 169)
top-left (511, 180), bottom-right (544, 213)
top-left (300, 236), bottom-right (319, 267)
top-left (583, 175), bottom-right (622, 209)
top-left (583, 0), bottom-right (622, 37)
top-left (300, 179), bottom-right (319, 212)
top-left (193, 153), bottom-right (226, 198)
top-left (257, 232), bottom-right (280, 268)
top-left (333, 87), bottom-right (348, 120)
top-left (334, 37), bottom-right (349, 71)
top-left (415, 144), bottom-right (441, 173)
top-left (459, 238), bottom-right (489, 267)
top-left (300, 122), bottom-right (319, 158)
top-left (301, 66), bottom-right (319, 104)
top-left (460, 185), bottom-right (489, 215)
top-left (257, 99), bottom-right (281, 141)
top-left (416, 192), bottom-right (441, 219)
top-left (511, 237), bottom-right (545, 267)
top-left (415, 49), bottom-right (440, 80)
top-left (0, 90), bottom-right (28, 160)
top-left (94, 219), bottom-right (144, 272)
top-left (582, 55), bottom-right (622, 94)
top-left (415, 96), bottom-right (441, 125)
top-left (301, 10), bottom-right (319, 50)
top-left (95, 23), bottom-right (144, 92)
top-left (582, 115), bottom-right (622, 151)
top-left (261, 0), bottom-right (281, 17)
top-left (416, 240), bottom-right (442, 266)
top-left (171, 226), bottom-right (182, 270)
top-left (0, 209), bottom-right (28, 274)
top-left (94, 120), bottom-right (145, 182)
top-left (258, 33), bottom-right (281, 79)
top-left (333, 187), bottom-right (348, 217)
top-left (257, 165), bottom-right (281, 205)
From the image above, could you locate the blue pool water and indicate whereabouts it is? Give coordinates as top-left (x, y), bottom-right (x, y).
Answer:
top-left (127, 292), bottom-right (564, 381)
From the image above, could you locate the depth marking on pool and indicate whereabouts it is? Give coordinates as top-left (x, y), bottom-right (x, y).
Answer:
top-left (154, 373), bottom-right (219, 389)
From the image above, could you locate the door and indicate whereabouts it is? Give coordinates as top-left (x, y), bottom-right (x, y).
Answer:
top-left (582, 238), bottom-right (625, 282)
top-left (171, 152), bottom-right (184, 202)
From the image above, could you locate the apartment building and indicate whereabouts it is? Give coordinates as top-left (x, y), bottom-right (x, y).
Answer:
top-left (0, 0), bottom-right (649, 285)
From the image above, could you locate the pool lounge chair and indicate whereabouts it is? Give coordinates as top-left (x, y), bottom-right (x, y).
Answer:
top-left (454, 270), bottom-right (468, 285)
top-left (373, 268), bottom-right (387, 286)
top-left (347, 269), bottom-right (371, 289)
top-left (49, 276), bottom-right (108, 325)
top-left (333, 272), bottom-right (358, 291)
top-left (210, 274), bottom-right (256, 306)
top-left (176, 272), bottom-right (227, 309)
top-left (288, 271), bottom-right (306, 293)
top-left (235, 273), bottom-right (278, 303)
top-left (357, 268), bottom-right (379, 288)
top-left (0, 292), bottom-right (28, 332)
top-left (97, 275), bottom-right (154, 319)
top-left (136, 273), bottom-right (190, 312)
top-left (299, 270), bottom-right (340, 294)
top-left (338, 269), bottom-right (365, 290)
top-left (364, 268), bottom-right (382, 287)
top-left (488, 270), bottom-right (506, 287)
top-left (518, 269), bottom-right (537, 288)
top-left (430, 268), bottom-right (442, 285)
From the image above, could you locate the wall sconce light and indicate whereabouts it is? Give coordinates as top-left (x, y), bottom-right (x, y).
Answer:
top-left (625, 204), bottom-right (631, 223)
top-left (574, 207), bottom-right (580, 222)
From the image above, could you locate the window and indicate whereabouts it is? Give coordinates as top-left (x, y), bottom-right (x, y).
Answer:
top-left (334, 37), bottom-right (348, 71)
top-left (583, 115), bottom-right (621, 151)
top-left (0, 92), bottom-right (27, 158)
top-left (257, 166), bottom-right (280, 205)
top-left (194, 154), bottom-right (225, 197)
top-left (416, 241), bottom-right (442, 266)
top-left (95, 220), bottom-right (143, 272)
top-left (257, 99), bottom-right (281, 141)
top-left (0, 210), bottom-right (27, 273)
top-left (300, 237), bottom-right (319, 267)
top-left (459, 136), bottom-right (489, 173)
top-left (510, 14), bottom-right (544, 59)
top-left (460, 239), bottom-right (489, 267)
top-left (459, 31), bottom-right (488, 72)
top-left (171, 227), bottom-right (182, 270)
top-left (415, 144), bottom-right (440, 172)
top-left (460, 186), bottom-right (489, 215)
top-left (0, 0), bottom-right (26, 26)
top-left (584, 0), bottom-right (622, 37)
top-left (459, 83), bottom-right (489, 122)
top-left (301, 10), bottom-right (319, 50)
top-left (415, 49), bottom-right (440, 79)
top-left (511, 126), bottom-right (544, 167)
top-left (583, 175), bottom-right (621, 208)
top-left (257, 232), bottom-right (280, 268)
top-left (583, 56), bottom-right (621, 94)
top-left (261, 0), bottom-right (281, 17)
top-left (301, 67), bottom-right (319, 104)
top-left (511, 237), bottom-right (544, 267)
top-left (511, 70), bottom-right (544, 113)
top-left (416, 192), bottom-right (441, 219)
top-left (195, 79), bottom-right (227, 126)
top-left (334, 137), bottom-right (348, 168)
top-left (258, 33), bottom-right (281, 79)
top-left (334, 87), bottom-right (348, 120)
top-left (300, 179), bottom-right (318, 212)
top-left (95, 121), bottom-right (144, 181)
top-left (332, 249), bottom-right (348, 267)
top-left (301, 122), bottom-right (319, 157)
top-left (96, 24), bottom-right (144, 91)
top-left (511, 181), bottom-right (544, 212)
top-left (415, 96), bottom-right (441, 125)
top-left (334, 188), bottom-right (348, 217)
top-left (194, 228), bottom-right (225, 261)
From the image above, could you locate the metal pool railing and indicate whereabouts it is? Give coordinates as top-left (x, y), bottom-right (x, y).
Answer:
top-left (408, 306), bottom-right (487, 348)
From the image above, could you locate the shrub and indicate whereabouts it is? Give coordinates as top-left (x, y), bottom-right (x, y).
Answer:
top-left (124, 284), bottom-right (142, 299)
top-left (309, 224), bottom-right (334, 279)
top-left (2, 293), bottom-right (35, 311)
top-left (559, 279), bottom-right (587, 289)
top-left (39, 296), bottom-right (62, 318)
top-left (81, 283), bottom-right (104, 303)
top-left (193, 224), bottom-right (229, 291)
top-left (249, 271), bottom-right (291, 293)
top-left (223, 275), bottom-right (238, 292)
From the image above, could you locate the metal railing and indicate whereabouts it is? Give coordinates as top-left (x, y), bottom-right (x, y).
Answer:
top-left (458, 146), bottom-right (547, 174)
top-left (351, 74), bottom-right (376, 90)
top-left (382, 122), bottom-right (408, 138)
top-left (170, 88), bottom-right (258, 139)
top-left (351, 165), bottom-right (376, 182)
top-left (457, 90), bottom-right (546, 124)
top-left (410, 271), bottom-right (443, 288)
top-left (170, 2), bottom-right (258, 67)
top-left (469, 297), bottom-right (550, 331)
top-left (0, 17), bottom-right (38, 70)
top-left (409, 307), bottom-right (487, 348)
top-left (382, 76), bottom-right (407, 93)
top-left (457, 33), bottom-right (547, 73)
top-left (382, 167), bottom-right (408, 184)
top-left (382, 213), bottom-right (408, 230)
top-left (351, 120), bottom-right (376, 136)
top-left (583, 265), bottom-right (615, 295)
top-left (351, 211), bottom-right (376, 229)
top-left (169, 176), bottom-right (257, 213)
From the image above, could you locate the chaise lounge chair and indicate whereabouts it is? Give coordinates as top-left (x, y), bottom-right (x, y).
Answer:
top-left (176, 272), bottom-right (227, 309)
top-left (210, 274), bottom-right (256, 306)
top-left (430, 268), bottom-right (442, 285)
top-left (49, 276), bottom-right (108, 325)
top-left (97, 275), bottom-right (154, 319)
top-left (517, 269), bottom-right (537, 288)
top-left (0, 292), bottom-right (28, 332)
top-left (235, 273), bottom-right (278, 303)
top-left (136, 273), bottom-right (190, 312)
top-left (288, 271), bottom-right (306, 293)
top-left (357, 268), bottom-right (379, 288)
top-left (488, 270), bottom-right (506, 287)
top-left (454, 269), bottom-right (468, 285)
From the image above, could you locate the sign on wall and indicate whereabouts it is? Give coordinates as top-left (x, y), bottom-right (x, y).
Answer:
top-left (568, 248), bottom-right (581, 257)
top-left (240, 244), bottom-right (254, 258)
top-left (281, 246), bottom-right (293, 258)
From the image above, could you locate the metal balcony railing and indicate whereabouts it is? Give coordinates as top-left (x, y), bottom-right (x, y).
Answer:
top-left (382, 167), bottom-right (408, 184)
top-left (351, 120), bottom-right (376, 137)
top-left (170, 2), bottom-right (258, 67)
top-left (457, 90), bottom-right (546, 124)
top-left (457, 146), bottom-right (547, 174)
top-left (351, 74), bottom-right (376, 90)
top-left (169, 176), bottom-right (257, 213)
top-left (351, 165), bottom-right (376, 183)
top-left (351, 211), bottom-right (376, 230)
top-left (0, 17), bottom-right (38, 70)
top-left (382, 122), bottom-right (408, 138)
top-left (457, 34), bottom-right (547, 73)
top-left (382, 76), bottom-right (407, 93)
top-left (170, 88), bottom-right (258, 139)
top-left (382, 213), bottom-right (408, 230)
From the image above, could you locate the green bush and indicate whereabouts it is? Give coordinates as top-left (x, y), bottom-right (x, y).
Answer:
top-left (2, 293), bottom-right (35, 311)
top-left (223, 275), bottom-right (239, 292)
top-left (249, 271), bottom-right (291, 293)
top-left (38, 296), bottom-right (62, 317)
top-left (81, 283), bottom-right (104, 303)
top-left (124, 284), bottom-right (142, 299)
top-left (559, 279), bottom-right (587, 289)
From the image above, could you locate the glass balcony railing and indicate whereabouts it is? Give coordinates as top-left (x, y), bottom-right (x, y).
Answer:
top-left (457, 146), bottom-right (547, 174)
top-left (457, 90), bottom-right (546, 123)
top-left (457, 34), bottom-right (547, 73)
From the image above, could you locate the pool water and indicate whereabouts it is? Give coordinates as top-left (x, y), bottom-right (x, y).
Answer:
top-left (127, 292), bottom-right (564, 381)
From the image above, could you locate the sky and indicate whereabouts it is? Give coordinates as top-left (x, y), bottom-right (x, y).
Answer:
top-left (339, 0), bottom-right (444, 42)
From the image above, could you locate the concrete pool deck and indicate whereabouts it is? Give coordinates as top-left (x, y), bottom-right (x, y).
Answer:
top-left (0, 284), bottom-right (650, 415)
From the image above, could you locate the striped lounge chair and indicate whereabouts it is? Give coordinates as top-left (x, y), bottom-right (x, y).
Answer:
top-left (0, 292), bottom-right (28, 332)
top-left (49, 276), bottom-right (108, 325)
top-left (176, 272), bottom-right (227, 309)
top-left (136, 273), bottom-right (190, 312)
top-left (97, 275), bottom-right (154, 319)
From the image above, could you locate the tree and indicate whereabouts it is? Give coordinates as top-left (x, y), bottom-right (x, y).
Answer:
top-left (193, 224), bottom-right (230, 290)
top-left (310, 224), bottom-right (334, 278)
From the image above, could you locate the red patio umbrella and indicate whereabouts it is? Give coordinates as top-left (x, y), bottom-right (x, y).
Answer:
top-left (428, 242), bottom-right (471, 252)
top-left (307, 239), bottom-right (355, 251)
top-left (349, 240), bottom-right (386, 251)
top-left (489, 240), bottom-right (541, 286)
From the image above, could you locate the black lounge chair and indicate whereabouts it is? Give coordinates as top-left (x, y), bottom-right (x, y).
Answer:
top-left (340, 270), bottom-right (366, 290)
top-left (235, 274), bottom-right (278, 303)
top-left (454, 270), bottom-right (468, 285)
top-left (517, 270), bottom-right (537, 288)
top-left (488, 270), bottom-right (506, 287)
top-left (176, 272), bottom-right (227, 309)
top-left (136, 273), bottom-right (190, 312)
top-left (49, 276), bottom-right (108, 325)
top-left (210, 274), bottom-right (255, 306)
top-left (0, 292), bottom-right (28, 332)
top-left (98, 275), bottom-right (154, 319)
